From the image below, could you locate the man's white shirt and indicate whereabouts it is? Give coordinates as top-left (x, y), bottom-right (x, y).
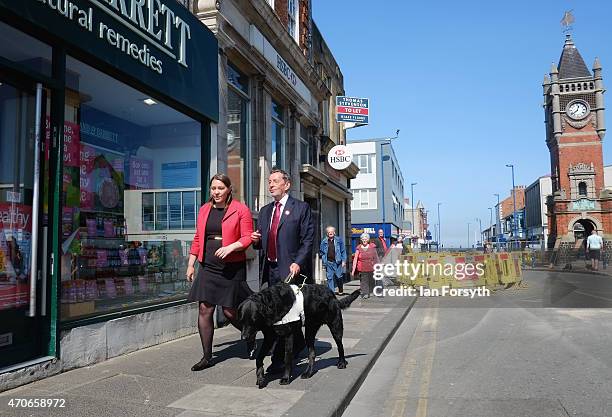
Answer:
top-left (587, 234), bottom-right (603, 250)
top-left (269, 194), bottom-right (289, 229)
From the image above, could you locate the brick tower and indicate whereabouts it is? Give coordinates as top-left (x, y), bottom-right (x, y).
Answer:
top-left (543, 34), bottom-right (612, 248)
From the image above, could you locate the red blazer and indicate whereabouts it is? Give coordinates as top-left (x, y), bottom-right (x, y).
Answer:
top-left (190, 200), bottom-right (254, 263)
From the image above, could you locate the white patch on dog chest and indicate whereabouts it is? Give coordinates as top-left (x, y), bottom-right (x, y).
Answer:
top-left (274, 285), bottom-right (304, 325)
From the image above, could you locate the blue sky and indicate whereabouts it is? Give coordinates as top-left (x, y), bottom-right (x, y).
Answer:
top-left (313, 0), bottom-right (612, 247)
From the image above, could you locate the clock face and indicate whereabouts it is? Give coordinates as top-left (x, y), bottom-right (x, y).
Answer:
top-left (567, 101), bottom-right (589, 120)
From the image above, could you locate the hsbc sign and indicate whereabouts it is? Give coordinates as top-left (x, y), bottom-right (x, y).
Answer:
top-left (327, 145), bottom-right (353, 170)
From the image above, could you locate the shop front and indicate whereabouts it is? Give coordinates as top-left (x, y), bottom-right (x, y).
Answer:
top-left (0, 0), bottom-right (218, 379)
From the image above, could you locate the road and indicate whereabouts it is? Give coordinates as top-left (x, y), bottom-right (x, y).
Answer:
top-left (343, 270), bottom-right (612, 417)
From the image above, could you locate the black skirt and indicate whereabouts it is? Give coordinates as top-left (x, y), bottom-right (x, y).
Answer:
top-left (187, 259), bottom-right (252, 308)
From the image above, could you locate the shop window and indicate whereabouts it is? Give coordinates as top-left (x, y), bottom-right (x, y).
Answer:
top-left (271, 100), bottom-right (285, 169)
top-left (227, 63), bottom-right (249, 204)
top-left (59, 56), bottom-right (202, 322)
top-left (0, 21), bottom-right (52, 76)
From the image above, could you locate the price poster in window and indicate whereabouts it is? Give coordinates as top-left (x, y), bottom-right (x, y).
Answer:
top-left (0, 204), bottom-right (33, 310)
top-left (128, 157), bottom-right (153, 190)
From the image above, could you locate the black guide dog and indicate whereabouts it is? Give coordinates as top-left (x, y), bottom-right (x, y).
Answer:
top-left (237, 283), bottom-right (360, 388)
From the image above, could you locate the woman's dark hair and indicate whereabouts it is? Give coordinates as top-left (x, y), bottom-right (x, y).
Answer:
top-left (208, 173), bottom-right (233, 209)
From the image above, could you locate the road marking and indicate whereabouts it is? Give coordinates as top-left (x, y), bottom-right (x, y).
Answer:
top-left (415, 305), bottom-right (438, 417)
top-left (382, 301), bottom-right (439, 417)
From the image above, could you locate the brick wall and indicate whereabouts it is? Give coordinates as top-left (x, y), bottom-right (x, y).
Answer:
top-left (274, 0), bottom-right (289, 27)
top-left (501, 186), bottom-right (525, 219)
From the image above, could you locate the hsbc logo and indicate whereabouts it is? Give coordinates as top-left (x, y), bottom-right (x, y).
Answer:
top-left (328, 145), bottom-right (353, 170)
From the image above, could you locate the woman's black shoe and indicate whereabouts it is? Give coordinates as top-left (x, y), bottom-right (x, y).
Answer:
top-left (191, 356), bottom-right (213, 371)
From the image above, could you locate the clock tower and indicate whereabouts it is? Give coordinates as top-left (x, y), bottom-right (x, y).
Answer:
top-left (543, 34), bottom-right (612, 248)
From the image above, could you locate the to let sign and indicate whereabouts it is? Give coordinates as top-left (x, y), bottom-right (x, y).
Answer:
top-left (336, 97), bottom-right (369, 124)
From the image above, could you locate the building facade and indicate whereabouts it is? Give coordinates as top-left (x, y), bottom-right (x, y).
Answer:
top-left (347, 139), bottom-right (405, 250)
top-left (499, 186), bottom-right (526, 242)
top-left (525, 176), bottom-right (552, 247)
top-left (196, 0), bottom-right (356, 283)
top-left (543, 34), bottom-right (611, 247)
top-left (402, 200), bottom-right (429, 246)
top-left (0, 0), bottom-right (219, 388)
top-left (0, 0), bottom-right (354, 389)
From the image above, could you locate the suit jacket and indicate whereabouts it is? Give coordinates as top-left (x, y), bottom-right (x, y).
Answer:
top-left (319, 236), bottom-right (347, 265)
top-left (190, 200), bottom-right (254, 263)
top-left (254, 195), bottom-right (314, 284)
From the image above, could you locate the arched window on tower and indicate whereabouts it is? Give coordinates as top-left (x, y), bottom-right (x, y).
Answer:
top-left (578, 181), bottom-right (588, 197)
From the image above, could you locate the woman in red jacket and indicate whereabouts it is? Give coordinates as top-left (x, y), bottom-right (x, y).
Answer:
top-left (186, 174), bottom-right (253, 371)
top-left (351, 233), bottom-right (380, 299)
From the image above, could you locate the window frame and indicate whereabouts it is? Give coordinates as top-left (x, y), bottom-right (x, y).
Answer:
top-left (287, 0), bottom-right (299, 42)
top-left (271, 100), bottom-right (285, 169)
top-left (351, 188), bottom-right (377, 210)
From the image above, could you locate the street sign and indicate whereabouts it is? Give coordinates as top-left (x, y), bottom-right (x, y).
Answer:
top-left (336, 96), bottom-right (369, 124)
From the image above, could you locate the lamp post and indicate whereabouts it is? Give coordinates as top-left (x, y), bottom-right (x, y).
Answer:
top-left (437, 202), bottom-right (442, 252)
top-left (379, 130), bottom-right (400, 227)
top-left (475, 217), bottom-right (482, 247)
top-left (410, 182), bottom-right (417, 245)
top-left (506, 164), bottom-right (517, 249)
top-left (494, 193), bottom-right (500, 249)
top-left (467, 222), bottom-right (471, 249)
top-left (488, 207), bottom-right (493, 243)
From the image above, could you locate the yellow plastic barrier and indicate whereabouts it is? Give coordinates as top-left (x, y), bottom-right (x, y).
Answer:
top-left (484, 254), bottom-right (501, 287)
top-left (448, 255), bottom-right (486, 288)
top-left (497, 253), bottom-right (516, 285)
top-left (424, 255), bottom-right (447, 289)
top-left (510, 252), bottom-right (523, 284)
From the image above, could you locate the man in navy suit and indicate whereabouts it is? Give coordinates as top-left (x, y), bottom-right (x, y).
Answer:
top-left (252, 168), bottom-right (314, 287)
top-left (251, 168), bottom-right (313, 371)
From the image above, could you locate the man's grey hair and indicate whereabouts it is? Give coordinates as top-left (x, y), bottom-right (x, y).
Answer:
top-left (270, 168), bottom-right (291, 183)
top-left (325, 226), bottom-right (336, 233)
top-left (360, 232), bottom-right (371, 241)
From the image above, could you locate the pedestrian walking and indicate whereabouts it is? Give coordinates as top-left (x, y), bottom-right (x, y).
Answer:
top-left (587, 229), bottom-right (604, 271)
top-left (251, 168), bottom-right (314, 287)
top-left (373, 228), bottom-right (388, 259)
top-left (319, 226), bottom-right (347, 295)
top-left (186, 174), bottom-right (254, 371)
top-left (351, 233), bottom-right (380, 299)
top-left (250, 168), bottom-right (314, 371)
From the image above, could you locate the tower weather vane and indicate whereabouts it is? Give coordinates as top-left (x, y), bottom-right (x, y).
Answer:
top-left (561, 10), bottom-right (574, 34)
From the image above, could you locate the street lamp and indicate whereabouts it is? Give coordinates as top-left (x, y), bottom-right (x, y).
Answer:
top-left (475, 217), bottom-right (482, 247)
top-left (467, 222), bottom-right (471, 249)
top-left (494, 193), bottom-right (500, 248)
top-left (437, 202), bottom-right (442, 252)
top-left (410, 182), bottom-right (417, 243)
top-left (488, 207), bottom-right (493, 242)
top-left (506, 164), bottom-right (517, 249)
top-left (379, 130), bottom-right (400, 226)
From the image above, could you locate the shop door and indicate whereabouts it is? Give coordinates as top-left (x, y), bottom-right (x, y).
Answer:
top-left (0, 71), bottom-right (49, 368)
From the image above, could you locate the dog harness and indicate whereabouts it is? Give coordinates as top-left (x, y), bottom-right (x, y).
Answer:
top-left (274, 285), bottom-right (304, 325)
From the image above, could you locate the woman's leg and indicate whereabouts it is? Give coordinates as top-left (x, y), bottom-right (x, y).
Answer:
top-left (359, 272), bottom-right (368, 296)
top-left (197, 301), bottom-right (215, 359)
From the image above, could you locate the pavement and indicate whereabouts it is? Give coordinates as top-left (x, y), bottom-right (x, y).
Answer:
top-left (345, 270), bottom-right (612, 417)
top-left (0, 281), bottom-right (416, 417)
top-left (529, 262), bottom-right (612, 277)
